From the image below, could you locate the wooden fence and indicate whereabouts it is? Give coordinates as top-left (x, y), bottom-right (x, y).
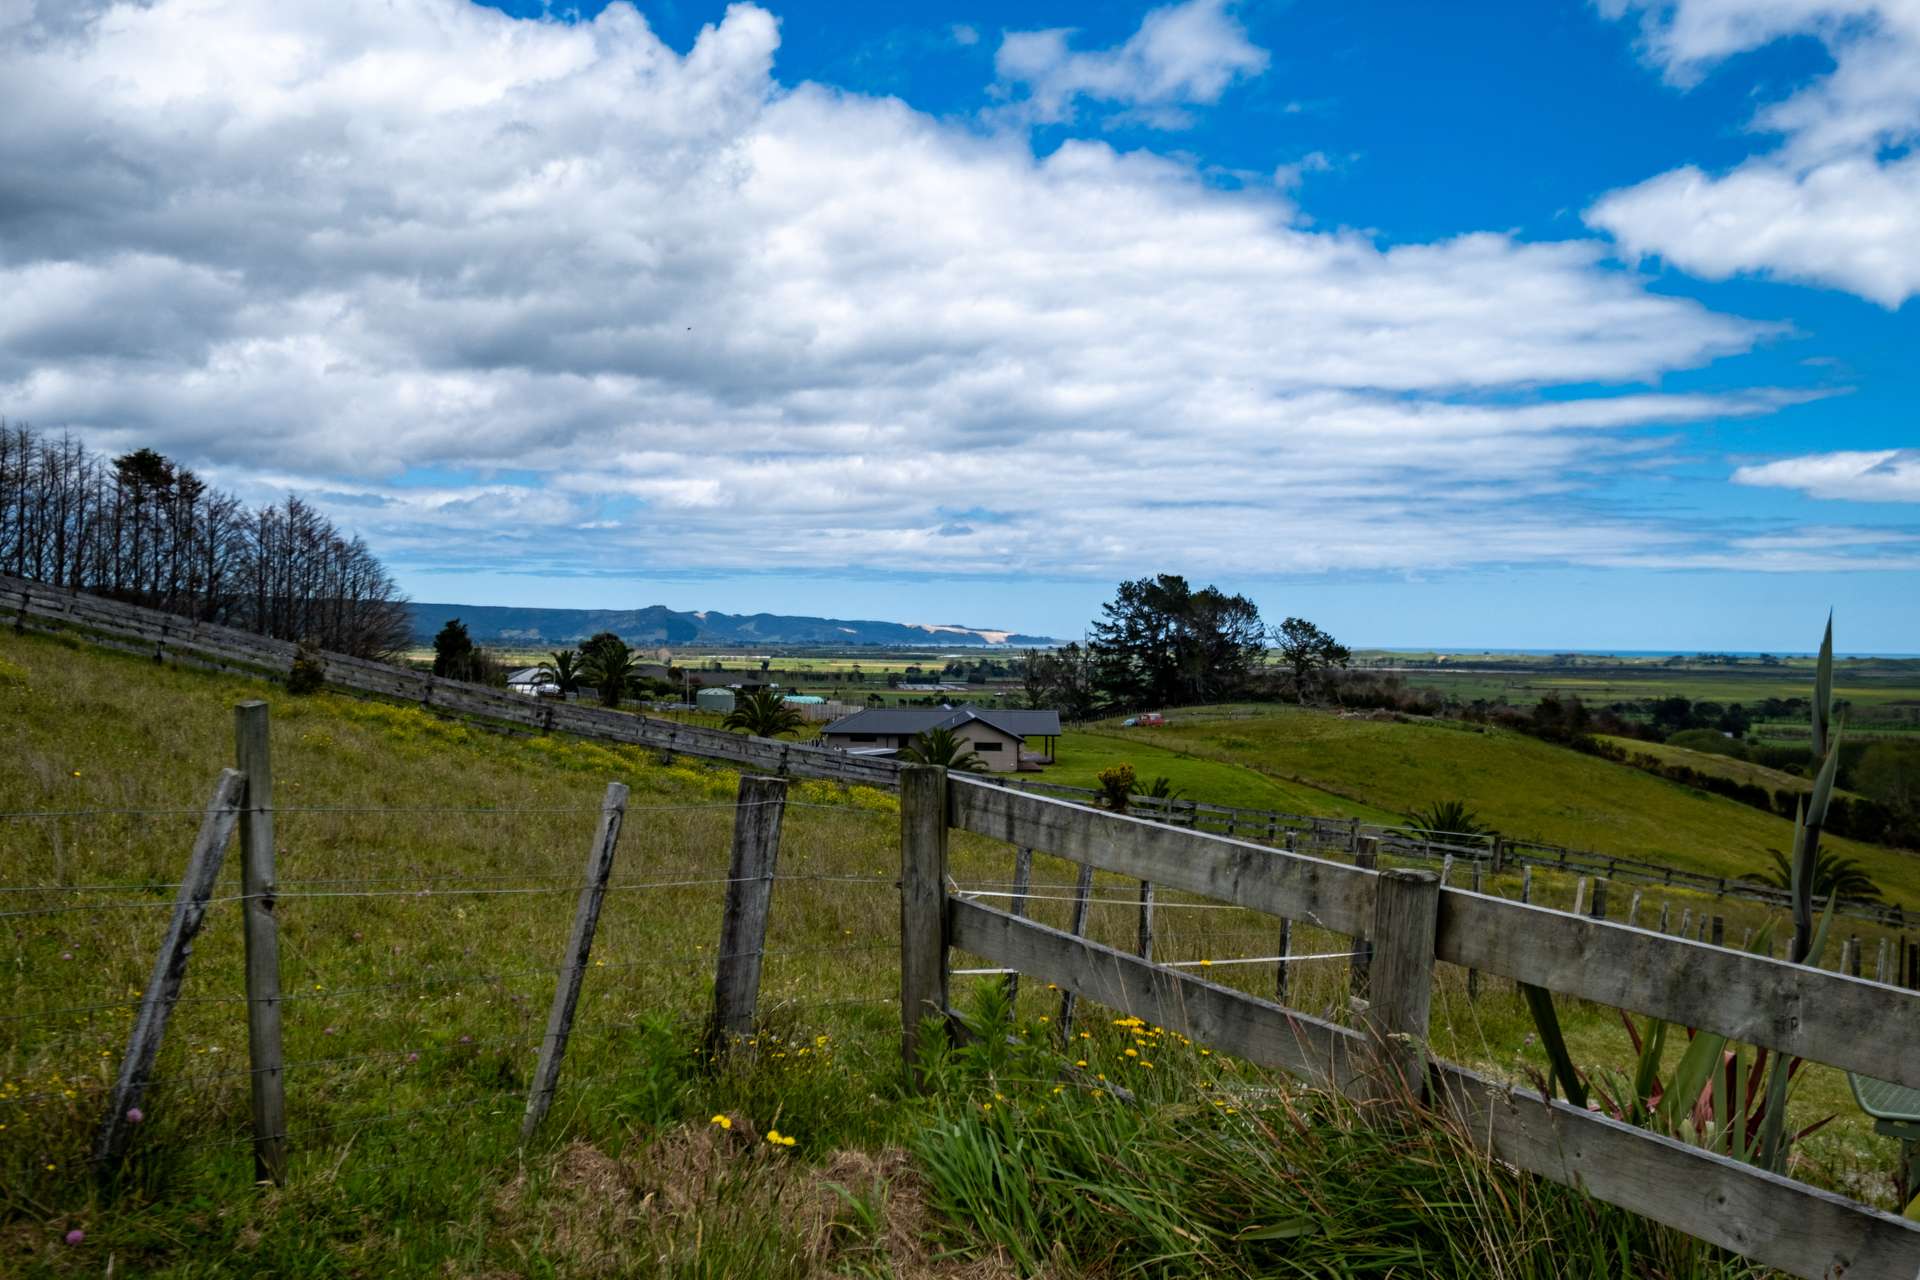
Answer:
top-left (905, 767), bottom-right (1920, 1280)
top-left (8, 573), bottom-right (1914, 944)
top-left (973, 772), bottom-right (1913, 932)
top-left (0, 574), bottom-right (900, 790)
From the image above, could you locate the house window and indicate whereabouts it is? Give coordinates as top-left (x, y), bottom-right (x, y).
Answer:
top-left (852, 734), bottom-right (876, 743)
top-left (975, 742), bottom-right (1003, 752)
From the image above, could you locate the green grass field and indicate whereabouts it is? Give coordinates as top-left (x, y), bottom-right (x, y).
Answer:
top-left (1064, 705), bottom-right (1920, 906)
top-left (2, 629), bottom-right (1913, 1275)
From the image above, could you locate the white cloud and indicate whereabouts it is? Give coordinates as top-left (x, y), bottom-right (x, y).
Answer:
top-left (0, 0), bottom-right (1852, 586)
top-left (1734, 449), bottom-right (1920, 501)
top-left (992, 0), bottom-right (1269, 128)
top-left (1590, 0), bottom-right (1920, 306)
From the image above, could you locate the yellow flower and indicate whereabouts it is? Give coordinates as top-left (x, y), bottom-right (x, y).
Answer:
top-left (1074, 1059), bottom-right (1088, 1068)
top-left (1198, 959), bottom-right (1212, 967)
top-left (1037, 1016), bottom-right (1049, 1023)
top-left (766, 1129), bottom-right (796, 1146)
top-left (1124, 1048), bottom-right (1138, 1058)
top-left (1140, 1061), bottom-right (1154, 1069)
top-left (710, 1114), bottom-right (732, 1130)
top-left (70, 771), bottom-right (81, 778)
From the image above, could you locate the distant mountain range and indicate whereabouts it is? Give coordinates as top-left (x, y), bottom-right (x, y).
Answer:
top-left (408, 601), bottom-right (1058, 650)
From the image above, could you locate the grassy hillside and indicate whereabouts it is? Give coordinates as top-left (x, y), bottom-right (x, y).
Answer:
top-left (1, 629), bottom-right (1911, 1273)
top-left (1075, 705), bottom-right (1920, 906)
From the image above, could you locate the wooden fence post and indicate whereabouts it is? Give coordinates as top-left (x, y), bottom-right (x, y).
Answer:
top-left (1360, 869), bottom-right (1441, 1105)
top-left (1680, 907), bottom-right (1693, 939)
top-left (1626, 891), bottom-right (1642, 929)
top-left (900, 765), bottom-right (950, 1089)
top-left (1275, 917), bottom-right (1293, 1001)
top-left (1003, 847), bottom-right (1033, 1010)
top-left (1466, 861), bottom-right (1482, 1002)
top-left (234, 701), bottom-right (286, 1185)
top-left (1136, 881), bottom-right (1155, 961)
top-left (1573, 877), bottom-right (1589, 917)
top-left (521, 781), bottom-right (629, 1138)
top-left (1842, 936), bottom-right (1860, 979)
top-left (1876, 937), bottom-right (1890, 984)
top-left (93, 769), bottom-right (245, 1171)
top-left (1350, 837), bottom-right (1379, 1000)
top-left (707, 776), bottom-right (788, 1060)
top-left (1589, 879), bottom-right (1609, 920)
top-left (1057, 861), bottom-right (1095, 1038)
top-left (1519, 865), bottom-right (1532, 905)
top-left (1659, 901), bottom-right (1671, 933)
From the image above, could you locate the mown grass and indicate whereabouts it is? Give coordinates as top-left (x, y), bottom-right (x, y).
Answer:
top-left (1, 628), bottom-right (1910, 1276)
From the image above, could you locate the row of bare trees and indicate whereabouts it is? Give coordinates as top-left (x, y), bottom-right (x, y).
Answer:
top-left (0, 423), bottom-right (410, 659)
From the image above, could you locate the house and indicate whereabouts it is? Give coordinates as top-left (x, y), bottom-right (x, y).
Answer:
top-left (505, 666), bottom-right (555, 697)
top-left (818, 707), bottom-right (1062, 773)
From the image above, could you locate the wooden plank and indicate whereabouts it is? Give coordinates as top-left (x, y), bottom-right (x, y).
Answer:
top-left (706, 777), bottom-right (788, 1058)
top-left (1434, 1063), bottom-right (1920, 1280)
top-left (899, 765), bottom-right (949, 1088)
top-left (234, 702), bottom-right (286, 1185)
top-left (93, 769), bottom-right (245, 1170)
top-left (522, 782), bottom-right (629, 1138)
top-left (1350, 838), bottom-right (1378, 999)
top-left (1360, 869), bottom-right (1440, 1104)
top-left (951, 778), bottom-right (1373, 936)
top-left (949, 898), bottom-right (1363, 1093)
top-left (1436, 889), bottom-right (1920, 1091)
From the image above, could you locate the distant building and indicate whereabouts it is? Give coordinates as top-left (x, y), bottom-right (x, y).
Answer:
top-left (695, 687), bottom-right (737, 714)
top-left (506, 666), bottom-right (555, 697)
top-left (819, 707), bottom-right (1061, 773)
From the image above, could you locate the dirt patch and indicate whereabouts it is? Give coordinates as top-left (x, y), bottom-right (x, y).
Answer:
top-left (489, 1127), bottom-right (1022, 1278)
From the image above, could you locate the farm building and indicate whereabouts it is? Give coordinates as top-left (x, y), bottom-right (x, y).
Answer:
top-left (819, 707), bottom-right (1061, 772)
top-left (695, 687), bottom-right (736, 713)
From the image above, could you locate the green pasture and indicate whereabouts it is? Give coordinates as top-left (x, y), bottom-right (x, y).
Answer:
top-left (1, 630), bottom-right (1914, 1276)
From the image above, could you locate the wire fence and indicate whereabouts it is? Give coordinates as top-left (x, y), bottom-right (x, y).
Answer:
top-left (0, 788), bottom-right (904, 1198)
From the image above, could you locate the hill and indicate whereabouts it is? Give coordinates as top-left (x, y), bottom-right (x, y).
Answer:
top-left (1077, 705), bottom-right (1920, 905)
top-left (408, 600), bottom-right (1058, 649)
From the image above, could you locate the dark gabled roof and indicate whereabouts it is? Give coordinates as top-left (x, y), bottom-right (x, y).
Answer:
top-left (821, 706), bottom-right (1061, 740)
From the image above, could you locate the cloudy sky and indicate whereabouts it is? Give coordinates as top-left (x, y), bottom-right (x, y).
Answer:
top-left (3, 0), bottom-right (1917, 648)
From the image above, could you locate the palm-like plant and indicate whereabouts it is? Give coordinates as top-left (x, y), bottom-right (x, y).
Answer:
top-left (1739, 848), bottom-right (1882, 903)
top-left (1405, 799), bottom-right (1492, 848)
top-left (581, 644), bottom-right (638, 709)
top-left (723, 687), bottom-right (807, 739)
top-left (899, 726), bottom-right (986, 773)
top-left (537, 648), bottom-right (583, 697)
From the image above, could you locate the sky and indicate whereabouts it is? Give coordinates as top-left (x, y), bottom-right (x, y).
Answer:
top-left (2, 0), bottom-right (1917, 650)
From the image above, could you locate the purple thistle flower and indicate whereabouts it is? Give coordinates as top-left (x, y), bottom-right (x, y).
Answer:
top-left (126, 1107), bottom-right (143, 1123)
top-left (65, 1230), bottom-right (85, 1246)
top-left (405, 1051), bottom-right (419, 1063)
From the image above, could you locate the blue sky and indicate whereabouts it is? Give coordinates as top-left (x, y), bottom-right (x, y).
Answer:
top-left (3, 0), bottom-right (1916, 648)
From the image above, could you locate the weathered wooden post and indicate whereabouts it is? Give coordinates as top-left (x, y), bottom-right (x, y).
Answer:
top-left (1136, 880), bottom-right (1155, 961)
top-left (1057, 860), bottom-right (1095, 1038)
top-left (1003, 847), bottom-right (1033, 1010)
top-left (1679, 907), bottom-right (1693, 939)
top-left (1711, 916), bottom-right (1725, 948)
top-left (1589, 879), bottom-right (1609, 920)
top-left (1876, 936), bottom-right (1891, 984)
top-left (1359, 869), bottom-right (1441, 1105)
top-left (1466, 860), bottom-right (1482, 1002)
top-left (1626, 891), bottom-right (1642, 929)
top-left (1519, 865), bottom-right (1532, 905)
top-left (522, 781), bottom-right (629, 1138)
top-left (1489, 835), bottom-right (1505, 875)
top-left (94, 770), bottom-right (245, 1171)
top-left (234, 701), bottom-right (287, 1184)
top-left (900, 765), bottom-right (950, 1089)
top-left (1842, 936), bottom-right (1861, 979)
top-left (1350, 837), bottom-right (1379, 1000)
top-left (706, 776), bottom-right (788, 1060)
top-left (1572, 877), bottom-right (1589, 917)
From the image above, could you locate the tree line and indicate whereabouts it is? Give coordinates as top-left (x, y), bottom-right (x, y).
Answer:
top-left (1019, 572), bottom-right (1353, 718)
top-left (0, 422), bottom-right (410, 658)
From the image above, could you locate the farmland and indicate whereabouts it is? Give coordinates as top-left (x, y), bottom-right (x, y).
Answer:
top-left (4, 625), bottom-right (1919, 1278)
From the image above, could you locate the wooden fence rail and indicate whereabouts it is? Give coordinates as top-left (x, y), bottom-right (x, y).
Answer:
top-left (935, 771), bottom-right (1920, 1280)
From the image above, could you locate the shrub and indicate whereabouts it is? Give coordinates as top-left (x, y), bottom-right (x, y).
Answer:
top-left (287, 644), bottom-right (326, 695)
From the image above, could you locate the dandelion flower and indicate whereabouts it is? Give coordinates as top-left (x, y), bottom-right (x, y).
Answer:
top-left (1074, 1060), bottom-right (1088, 1068)
top-left (710, 1114), bottom-right (732, 1130)
top-left (1124, 1048), bottom-right (1138, 1058)
top-left (766, 1129), bottom-right (796, 1146)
